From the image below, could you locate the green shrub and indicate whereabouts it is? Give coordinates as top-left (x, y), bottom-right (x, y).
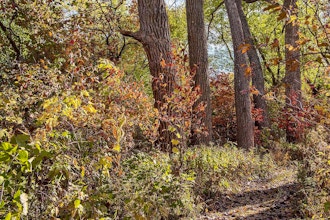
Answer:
top-left (111, 151), bottom-right (199, 219)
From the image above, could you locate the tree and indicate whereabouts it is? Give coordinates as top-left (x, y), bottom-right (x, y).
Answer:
top-left (225, 0), bottom-right (254, 148)
top-left (121, 0), bottom-right (175, 151)
top-left (283, 0), bottom-right (302, 142)
top-left (186, 0), bottom-right (212, 145)
top-left (236, 0), bottom-right (270, 129)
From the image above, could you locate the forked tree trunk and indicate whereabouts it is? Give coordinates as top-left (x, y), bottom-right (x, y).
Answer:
top-left (186, 0), bottom-right (212, 145)
top-left (121, 0), bottom-right (175, 151)
top-left (236, 0), bottom-right (270, 129)
top-left (225, 0), bottom-right (254, 148)
top-left (283, 0), bottom-right (302, 143)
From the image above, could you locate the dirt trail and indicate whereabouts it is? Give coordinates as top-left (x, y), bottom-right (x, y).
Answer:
top-left (200, 168), bottom-right (303, 220)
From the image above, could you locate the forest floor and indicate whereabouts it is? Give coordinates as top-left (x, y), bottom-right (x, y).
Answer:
top-left (200, 165), bottom-right (303, 220)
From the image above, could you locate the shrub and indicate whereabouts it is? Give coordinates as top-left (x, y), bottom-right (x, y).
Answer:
top-left (112, 151), bottom-right (199, 219)
top-left (210, 74), bottom-right (236, 144)
top-left (297, 126), bottom-right (330, 218)
top-left (183, 144), bottom-right (276, 199)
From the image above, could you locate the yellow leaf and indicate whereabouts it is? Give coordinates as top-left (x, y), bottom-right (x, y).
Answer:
top-left (74, 199), bottom-right (80, 209)
top-left (113, 143), bottom-right (120, 152)
top-left (168, 125), bottom-right (176, 132)
top-left (62, 107), bottom-right (73, 119)
top-left (81, 166), bottom-right (85, 178)
top-left (172, 147), bottom-right (179, 154)
top-left (83, 104), bottom-right (97, 113)
top-left (171, 139), bottom-right (180, 146)
top-left (81, 90), bottom-right (89, 97)
top-left (176, 133), bottom-right (181, 139)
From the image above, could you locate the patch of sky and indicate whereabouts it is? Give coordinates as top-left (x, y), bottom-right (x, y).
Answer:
top-left (209, 44), bottom-right (233, 75)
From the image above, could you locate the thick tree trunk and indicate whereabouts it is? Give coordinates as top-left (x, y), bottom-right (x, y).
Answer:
top-left (225, 0), bottom-right (254, 148)
top-left (236, 0), bottom-right (270, 129)
top-left (283, 0), bottom-right (302, 143)
top-left (121, 0), bottom-right (175, 151)
top-left (186, 0), bottom-right (212, 145)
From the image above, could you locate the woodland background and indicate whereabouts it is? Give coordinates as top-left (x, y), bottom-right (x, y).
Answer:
top-left (0, 0), bottom-right (329, 219)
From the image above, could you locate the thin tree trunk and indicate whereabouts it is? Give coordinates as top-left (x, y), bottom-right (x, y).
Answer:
top-left (236, 0), bottom-right (270, 129)
top-left (225, 0), bottom-right (254, 148)
top-left (283, 0), bottom-right (302, 143)
top-left (186, 0), bottom-right (212, 145)
top-left (121, 0), bottom-right (175, 151)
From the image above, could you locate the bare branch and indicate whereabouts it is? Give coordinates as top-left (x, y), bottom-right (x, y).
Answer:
top-left (0, 20), bottom-right (20, 60)
top-left (207, 1), bottom-right (224, 40)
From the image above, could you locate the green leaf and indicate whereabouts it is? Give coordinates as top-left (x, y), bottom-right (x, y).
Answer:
top-left (0, 201), bottom-right (5, 209)
top-left (14, 190), bottom-right (21, 200)
top-left (324, 201), bottom-right (330, 212)
top-left (4, 212), bottom-right (11, 220)
top-left (61, 131), bottom-right (70, 138)
top-left (18, 150), bottom-right (29, 163)
top-left (1, 142), bottom-right (12, 151)
top-left (14, 134), bottom-right (30, 147)
top-left (0, 176), bottom-right (4, 185)
top-left (0, 129), bottom-right (8, 139)
top-left (74, 199), bottom-right (81, 209)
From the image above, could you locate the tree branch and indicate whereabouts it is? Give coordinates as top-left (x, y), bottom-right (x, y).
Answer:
top-left (207, 1), bottom-right (224, 40)
top-left (120, 30), bottom-right (144, 43)
top-left (0, 20), bottom-right (20, 60)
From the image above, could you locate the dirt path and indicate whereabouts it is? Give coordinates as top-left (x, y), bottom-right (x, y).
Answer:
top-left (200, 168), bottom-right (303, 220)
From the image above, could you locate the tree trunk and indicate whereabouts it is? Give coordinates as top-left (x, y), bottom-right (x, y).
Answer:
top-left (236, 0), bottom-right (270, 130)
top-left (186, 0), bottom-right (212, 145)
top-left (225, 0), bottom-right (254, 148)
top-left (283, 0), bottom-right (302, 143)
top-left (121, 0), bottom-right (175, 151)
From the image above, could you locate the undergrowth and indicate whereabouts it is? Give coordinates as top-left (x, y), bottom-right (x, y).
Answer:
top-left (0, 138), bottom-right (276, 219)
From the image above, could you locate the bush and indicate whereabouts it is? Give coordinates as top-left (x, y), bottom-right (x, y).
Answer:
top-left (183, 144), bottom-right (276, 199)
top-left (0, 59), bottom-right (157, 219)
top-left (297, 126), bottom-right (330, 218)
top-left (112, 151), bottom-right (198, 219)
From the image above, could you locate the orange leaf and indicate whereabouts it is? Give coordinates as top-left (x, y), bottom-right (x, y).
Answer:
top-left (244, 66), bottom-right (252, 76)
top-left (160, 59), bottom-right (166, 68)
top-left (239, 44), bottom-right (251, 54)
top-left (277, 11), bottom-right (287, 21)
top-left (271, 39), bottom-right (279, 49)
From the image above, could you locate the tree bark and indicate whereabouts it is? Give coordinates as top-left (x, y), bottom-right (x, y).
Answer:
top-left (121, 0), bottom-right (175, 151)
top-left (236, 0), bottom-right (270, 129)
top-left (186, 0), bottom-right (212, 145)
top-left (225, 0), bottom-right (254, 148)
top-left (283, 0), bottom-right (302, 143)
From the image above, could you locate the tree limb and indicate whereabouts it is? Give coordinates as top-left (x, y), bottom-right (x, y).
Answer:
top-left (0, 20), bottom-right (20, 60)
top-left (207, 1), bottom-right (224, 40)
top-left (120, 30), bottom-right (144, 43)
